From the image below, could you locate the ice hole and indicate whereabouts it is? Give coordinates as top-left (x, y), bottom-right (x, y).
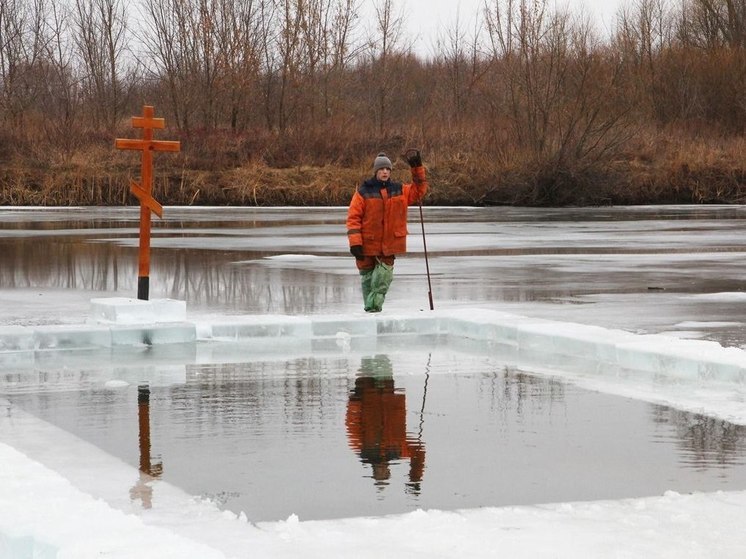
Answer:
top-left (4, 332), bottom-right (746, 523)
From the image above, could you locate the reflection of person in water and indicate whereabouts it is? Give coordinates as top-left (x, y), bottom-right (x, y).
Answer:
top-left (345, 355), bottom-right (426, 492)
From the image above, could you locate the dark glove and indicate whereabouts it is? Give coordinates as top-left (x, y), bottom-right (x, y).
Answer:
top-left (350, 245), bottom-right (364, 260)
top-left (403, 148), bottom-right (422, 168)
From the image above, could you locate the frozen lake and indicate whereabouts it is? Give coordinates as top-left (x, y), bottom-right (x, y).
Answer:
top-left (4, 205), bottom-right (746, 557)
top-left (1, 205), bottom-right (746, 345)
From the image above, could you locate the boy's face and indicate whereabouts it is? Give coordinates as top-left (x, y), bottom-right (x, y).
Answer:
top-left (376, 168), bottom-right (391, 181)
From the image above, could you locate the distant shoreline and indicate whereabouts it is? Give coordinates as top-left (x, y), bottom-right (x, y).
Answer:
top-left (2, 156), bottom-right (745, 207)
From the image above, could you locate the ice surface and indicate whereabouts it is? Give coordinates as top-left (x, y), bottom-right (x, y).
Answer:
top-left (5, 205), bottom-right (746, 344)
top-left (4, 206), bottom-right (746, 557)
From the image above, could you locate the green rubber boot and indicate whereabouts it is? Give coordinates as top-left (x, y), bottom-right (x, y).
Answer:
top-left (365, 261), bottom-right (394, 312)
top-left (360, 269), bottom-right (374, 311)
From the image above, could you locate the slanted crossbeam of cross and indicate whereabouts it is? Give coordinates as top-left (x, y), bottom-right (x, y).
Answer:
top-left (115, 105), bottom-right (180, 300)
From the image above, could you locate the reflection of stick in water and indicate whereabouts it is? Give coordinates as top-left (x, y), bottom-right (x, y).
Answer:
top-left (417, 353), bottom-right (431, 443)
top-left (407, 353), bottom-right (431, 495)
top-left (130, 384), bottom-right (163, 509)
top-left (345, 355), bottom-right (427, 494)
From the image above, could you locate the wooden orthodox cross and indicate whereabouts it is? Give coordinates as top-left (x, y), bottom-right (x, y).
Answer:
top-left (115, 105), bottom-right (180, 300)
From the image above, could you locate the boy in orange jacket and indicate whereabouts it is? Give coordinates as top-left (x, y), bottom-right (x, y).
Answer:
top-left (346, 150), bottom-right (428, 312)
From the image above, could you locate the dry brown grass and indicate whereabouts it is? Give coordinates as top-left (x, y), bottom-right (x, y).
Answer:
top-left (610, 129), bottom-right (746, 204)
top-left (2, 125), bottom-right (746, 207)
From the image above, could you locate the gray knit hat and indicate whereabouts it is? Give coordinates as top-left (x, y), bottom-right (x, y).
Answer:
top-left (372, 152), bottom-right (392, 173)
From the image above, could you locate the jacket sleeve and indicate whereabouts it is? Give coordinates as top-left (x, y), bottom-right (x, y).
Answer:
top-left (405, 165), bottom-right (428, 205)
top-left (346, 190), bottom-right (364, 248)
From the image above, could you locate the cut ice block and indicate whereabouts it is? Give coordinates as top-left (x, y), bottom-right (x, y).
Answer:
top-left (516, 322), bottom-right (632, 364)
top-left (0, 326), bottom-right (34, 352)
top-left (447, 313), bottom-right (543, 345)
top-left (376, 315), bottom-right (442, 336)
top-left (311, 316), bottom-right (377, 337)
top-left (90, 297), bottom-right (186, 325)
top-left (91, 297), bottom-right (154, 324)
top-left (110, 323), bottom-right (196, 346)
top-left (33, 325), bottom-right (112, 351)
top-left (311, 336), bottom-right (377, 353)
top-left (208, 315), bottom-right (312, 340)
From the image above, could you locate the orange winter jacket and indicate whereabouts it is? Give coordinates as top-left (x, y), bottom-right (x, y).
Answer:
top-left (346, 166), bottom-right (428, 256)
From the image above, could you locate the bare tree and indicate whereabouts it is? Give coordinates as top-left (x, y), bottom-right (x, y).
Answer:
top-left (437, 7), bottom-right (485, 126)
top-left (485, 0), bottom-right (566, 158)
top-left (329, 0), bottom-right (360, 70)
top-left (617, 0), bottom-right (672, 69)
top-left (73, 0), bottom-right (131, 133)
top-left (615, 0), bottom-right (675, 120)
top-left (679, 0), bottom-right (746, 48)
top-left (40, 1), bottom-right (80, 149)
top-left (275, 0), bottom-right (303, 133)
top-left (483, 0), bottom-right (635, 202)
top-left (321, 0), bottom-right (360, 125)
top-left (289, 0), bottom-right (361, 133)
top-left (214, 0), bottom-right (268, 132)
top-left (0, 0), bottom-right (49, 133)
top-left (369, 0), bottom-right (406, 135)
top-left (141, 0), bottom-right (197, 132)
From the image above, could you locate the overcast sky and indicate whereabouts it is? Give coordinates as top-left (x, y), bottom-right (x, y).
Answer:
top-left (363, 0), bottom-right (624, 57)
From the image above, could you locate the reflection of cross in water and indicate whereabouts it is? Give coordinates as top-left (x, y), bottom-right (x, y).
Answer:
top-left (130, 384), bottom-right (163, 509)
top-left (115, 105), bottom-right (180, 300)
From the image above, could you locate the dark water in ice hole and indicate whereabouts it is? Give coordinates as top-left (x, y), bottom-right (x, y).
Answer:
top-left (8, 350), bottom-right (746, 522)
